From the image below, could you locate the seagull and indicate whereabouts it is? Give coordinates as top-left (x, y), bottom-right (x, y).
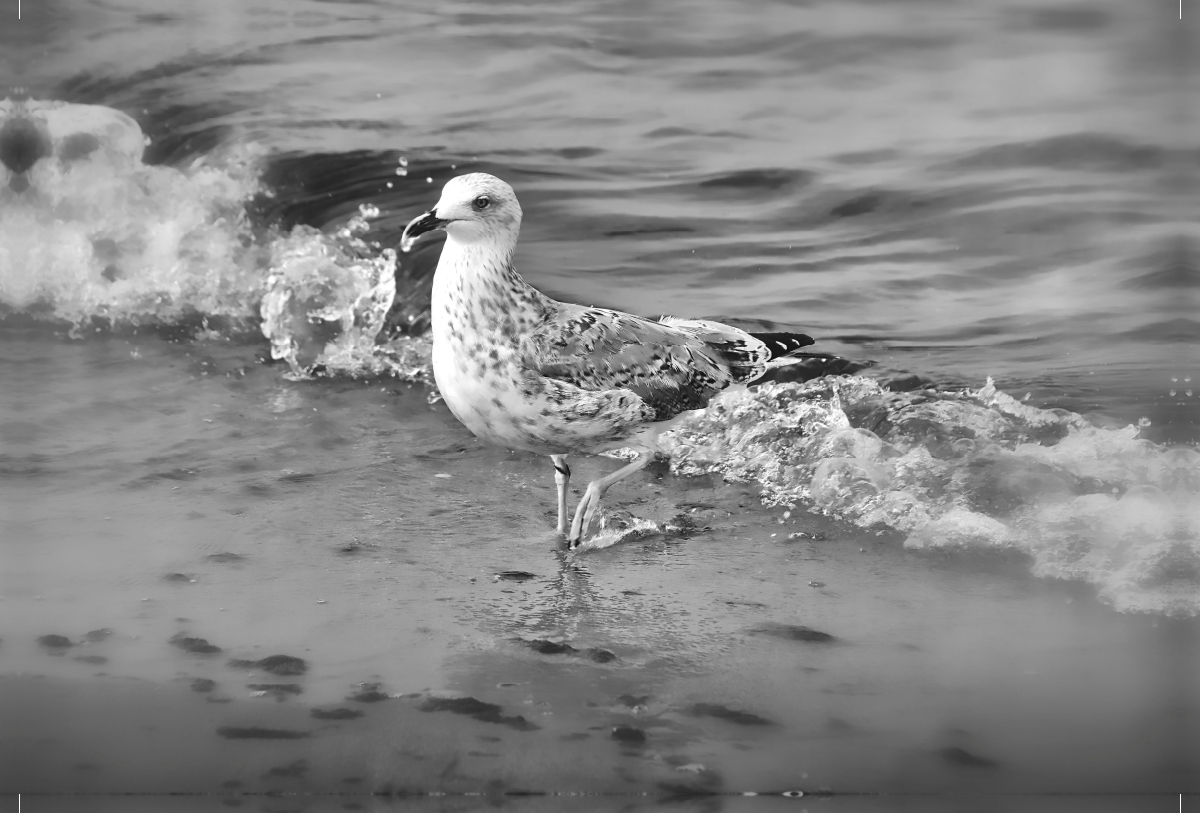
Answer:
top-left (401, 173), bottom-right (815, 547)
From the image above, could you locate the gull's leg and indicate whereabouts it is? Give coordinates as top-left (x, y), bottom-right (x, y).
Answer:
top-left (568, 453), bottom-right (653, 547)
top-left (550, 454), bottom-right (571, 536)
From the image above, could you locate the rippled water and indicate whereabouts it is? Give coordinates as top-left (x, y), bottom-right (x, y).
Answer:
top-left (5, 0), bottom-right (1195, 426)
top-left (2, 0), bottom-right (1198, 804)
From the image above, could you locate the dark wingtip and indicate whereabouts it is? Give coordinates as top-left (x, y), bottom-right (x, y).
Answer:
top-left (749, 331), bottom-right (816, 359)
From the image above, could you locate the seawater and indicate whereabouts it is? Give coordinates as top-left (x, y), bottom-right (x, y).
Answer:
top-left (1, 0), bottom-right (1197, 618)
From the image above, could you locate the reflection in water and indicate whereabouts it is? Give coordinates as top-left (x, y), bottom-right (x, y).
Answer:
top-left (543, 551), bottom-right (597, 635)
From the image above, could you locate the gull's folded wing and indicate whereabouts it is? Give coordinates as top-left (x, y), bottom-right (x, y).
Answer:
top-left (527, 304), bottom-right (777, 421)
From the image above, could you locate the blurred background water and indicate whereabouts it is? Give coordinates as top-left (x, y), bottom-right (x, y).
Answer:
top-left (1, 0), bottom-right (1199, 802)
top-left (3, 0), bottom-right (1196, 430)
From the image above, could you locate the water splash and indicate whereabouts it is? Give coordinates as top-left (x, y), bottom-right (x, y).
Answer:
top-left (259, 201), bottom-right (434, 380)
top-left (0, 98), bottom-right (432, 379)
top-left (260, 204), bottom-right (421, 379)
top-left (576, 511), bottom-right (665, 551)
top-left (663, 377), bottom-right (1200, 616)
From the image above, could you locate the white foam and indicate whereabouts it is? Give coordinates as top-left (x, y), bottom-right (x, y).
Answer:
top-left (1, 99), bottom-right (430, 380)
top-left (663, 376), bottom-right (1199, 616)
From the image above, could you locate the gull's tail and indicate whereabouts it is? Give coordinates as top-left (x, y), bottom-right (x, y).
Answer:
top-left (748, 332), bottom-right (815, 360)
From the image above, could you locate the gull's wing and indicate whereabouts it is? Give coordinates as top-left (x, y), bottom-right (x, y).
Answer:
top-left (526, 303), bottom-right (773, 421)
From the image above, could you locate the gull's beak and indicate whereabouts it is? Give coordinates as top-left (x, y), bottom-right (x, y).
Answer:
top-left (400, 209), bottom-right (447, 252)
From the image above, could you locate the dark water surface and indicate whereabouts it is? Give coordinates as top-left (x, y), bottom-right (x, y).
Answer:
top-left (1, 0), bottom-right (1199, 805)
top-left (4, 0), bottom-right (1196, 423)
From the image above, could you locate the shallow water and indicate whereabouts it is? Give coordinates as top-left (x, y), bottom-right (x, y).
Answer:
top-left (2, 335), bottom-right (1197, 804)
top-left (1, 0), bottom-right (1199, 804)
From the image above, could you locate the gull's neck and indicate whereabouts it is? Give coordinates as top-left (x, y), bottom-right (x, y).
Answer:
top-left (431, 233), bottom-right (550, 343)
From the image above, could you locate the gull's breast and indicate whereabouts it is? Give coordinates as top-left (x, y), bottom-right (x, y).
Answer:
top-left (431, 330), bottom-right (650, 456)
top-left (429, 248), bottom-right (652, 455)
top-left (431, 326), bottom-right (554, 452)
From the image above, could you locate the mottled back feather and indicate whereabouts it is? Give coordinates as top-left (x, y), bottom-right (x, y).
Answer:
top-left (527, 305), bottom-right (778, 422)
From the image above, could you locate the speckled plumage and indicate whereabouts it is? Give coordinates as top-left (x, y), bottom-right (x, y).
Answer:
top-left (402, 173), bottom-right (814, 545)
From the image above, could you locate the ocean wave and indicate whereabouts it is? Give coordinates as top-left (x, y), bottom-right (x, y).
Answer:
top-left (0, 98), bottom-right (427, 378)
top-left (0, 98), bottom-right (263, 327)
top-left (663, 376), bottom-right (1199, 617)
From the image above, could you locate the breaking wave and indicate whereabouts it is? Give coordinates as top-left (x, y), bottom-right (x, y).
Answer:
top-left (664, 376), bottom-right (1199, 616)
top-left (0, 98), bottom-right (427, 378)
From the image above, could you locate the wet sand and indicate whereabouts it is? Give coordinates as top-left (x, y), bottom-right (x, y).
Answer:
top-left (1, 334), bottom-right (1197, 810)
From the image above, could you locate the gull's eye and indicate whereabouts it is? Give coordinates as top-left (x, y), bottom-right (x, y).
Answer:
top-left (472, 195), bottom-right (491, 211)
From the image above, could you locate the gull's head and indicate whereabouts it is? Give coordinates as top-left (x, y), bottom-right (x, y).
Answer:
top-left (401, 173), bottom-right (522, 252)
